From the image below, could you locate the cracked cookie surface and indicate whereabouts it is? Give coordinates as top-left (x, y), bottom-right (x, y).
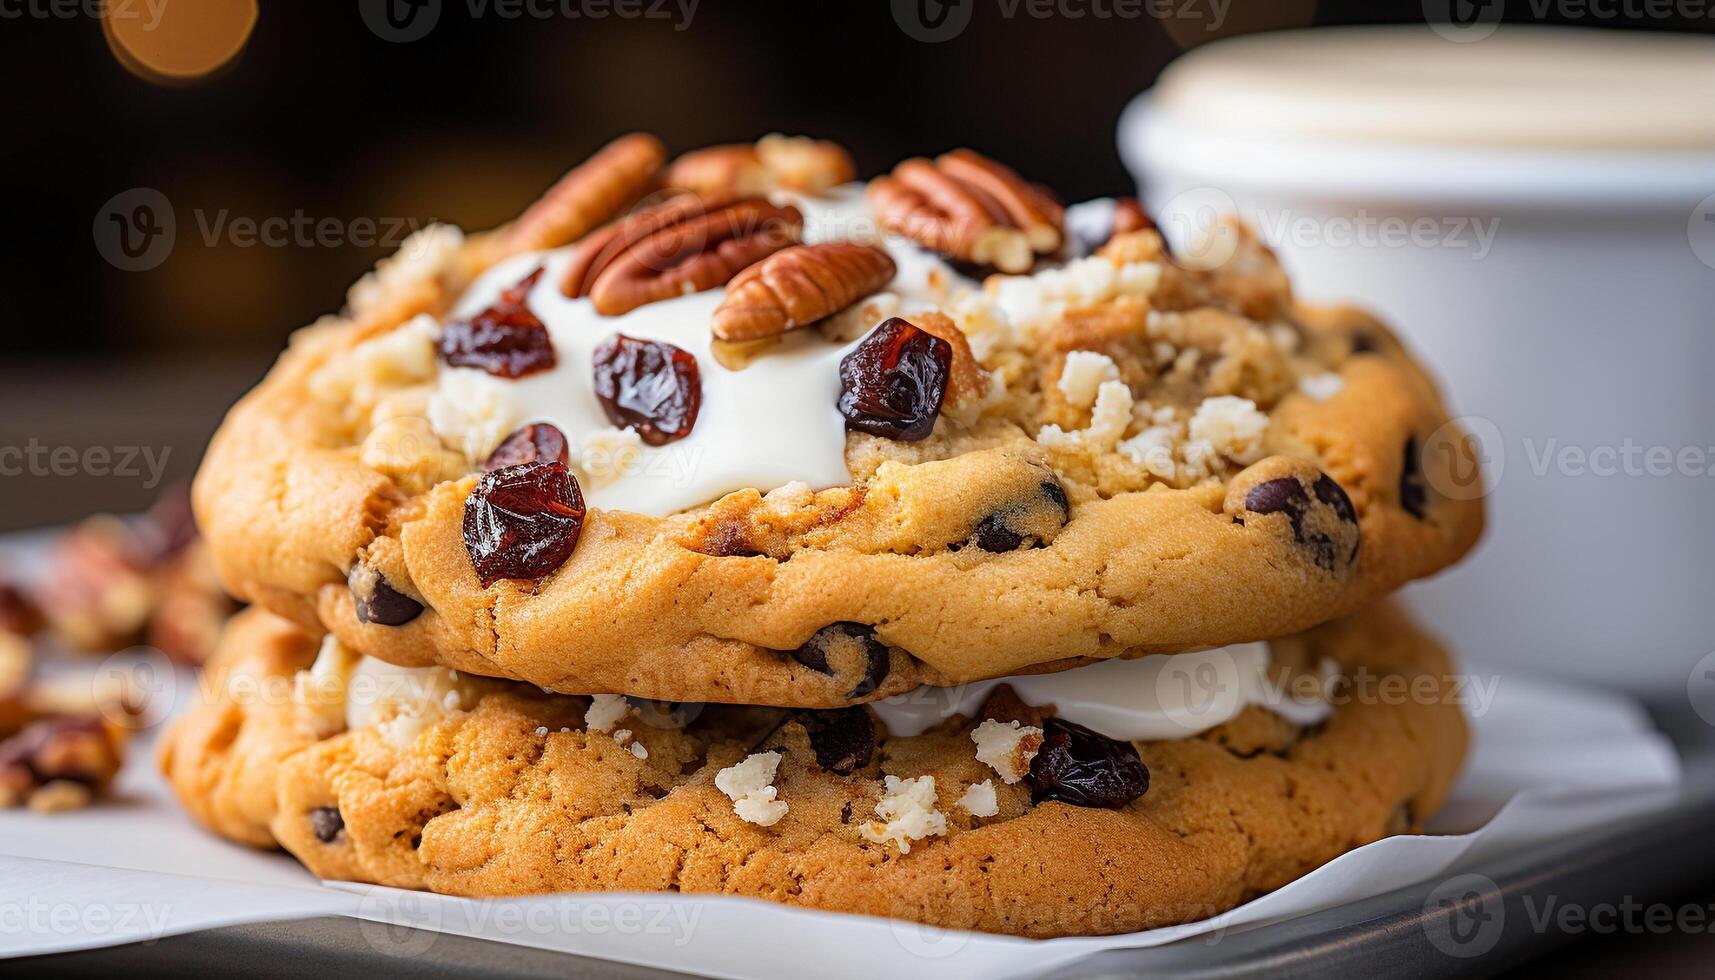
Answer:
top-left (160, 601), bottom-right (1467, 938)
top-left (192, 136), bottom-right (1482, 707)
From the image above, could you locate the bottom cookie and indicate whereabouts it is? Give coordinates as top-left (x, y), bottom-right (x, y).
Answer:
top-left (160, 602), bottom-right (1467, 938)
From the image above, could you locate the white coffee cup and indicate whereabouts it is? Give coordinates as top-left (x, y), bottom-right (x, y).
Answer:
top-left (1120, 26), bottom-right (1715, 690)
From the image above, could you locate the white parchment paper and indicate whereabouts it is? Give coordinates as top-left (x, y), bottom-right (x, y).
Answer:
top-left (0, 667), bottom-right (1683, 978)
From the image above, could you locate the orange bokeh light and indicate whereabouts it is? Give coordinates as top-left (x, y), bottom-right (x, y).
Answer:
top-left (104, 0), bottom-right (259, 85)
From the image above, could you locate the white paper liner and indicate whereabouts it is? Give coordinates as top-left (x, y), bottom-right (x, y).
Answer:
top-left (0, 666), bottom-right (1682, 976)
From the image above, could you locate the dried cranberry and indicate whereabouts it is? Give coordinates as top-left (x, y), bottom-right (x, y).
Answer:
top-left (789, 622), bottom-right (891, 699)
top-left (485, 422), bottom-right (570, 470)
top-left (461, 460), bottom-right (586, 587)
top-left (591, 334), bottom-right (702, 445)
top-left (439, 267), bottom-right (557, 378)
top-left (837, 317), bottom-right (951, 442)
top-left (1026, 717), bottom-right (1149, 809)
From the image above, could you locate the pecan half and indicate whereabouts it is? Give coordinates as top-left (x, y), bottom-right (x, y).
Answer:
top-left (500, 133), bottom-right (666, 252)
top-left (869, 150), bottom-right (1064, 273)
top-left (711, 242), bottom-right (896, 341)
top-left (666, 134), bottom-right (856, 198)
top-left (562, 195), bottom-right (804, 316)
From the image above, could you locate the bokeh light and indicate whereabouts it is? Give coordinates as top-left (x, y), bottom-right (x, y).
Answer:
top-left (104, 0), bottom-right (259, 85)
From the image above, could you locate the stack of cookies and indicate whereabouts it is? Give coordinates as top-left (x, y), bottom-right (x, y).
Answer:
top-left (161, 133), bottom-right (1482, 938)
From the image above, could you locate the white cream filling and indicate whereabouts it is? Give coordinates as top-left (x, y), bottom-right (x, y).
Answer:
top-left (870, 642), bottom-right (1340, 741)
top-left (427, 184), bottom-right (971, 516)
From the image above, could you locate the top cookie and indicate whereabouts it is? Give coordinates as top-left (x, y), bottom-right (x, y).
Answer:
top-left (194, 133), bottom-right (1482, 707)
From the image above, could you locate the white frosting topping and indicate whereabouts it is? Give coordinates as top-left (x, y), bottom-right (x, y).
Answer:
top-left (428, 185), bottom-right (970, 516)
top-left (871, 642), bottom-right (1339, 741)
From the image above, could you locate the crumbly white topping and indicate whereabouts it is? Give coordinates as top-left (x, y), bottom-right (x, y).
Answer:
top-left (945, 293), bottom-right (1013, 363)
top-left (584, 694), bottom-right (630, 733)
top-left (988, 256), bottom-right (1159, 340)
top-left (958, 779), bottom-right (999, 818)
top-left (861, 774), bottom-right (947, 853)
top-left (971, 718), bottom-right (1043, 784)
top-left (292, 635), bottom-right (362, 738)
top-left (1186, 396), bottom-right (1269, 466)
top-left (1117, 424), bottom-right (1180, 479)
top-left (1299, 372), bottom-right (1345, 402)
top-left (715, 751), bottom-right (788, 827)
top-left (1057, 350), bottom-right (1122, 408)
top-left (629, 741), bottom-right (649, 760)
top-left (577, 426), bottom-right (644, 489)
top-left (309, 314), bottom-right (439, 411)
top-left (1037, 379), bottom-right (1134, 452)
top-left (345, 224), bottom-right (466, 318)
top-left (428, 369), bottom-right (518, 462)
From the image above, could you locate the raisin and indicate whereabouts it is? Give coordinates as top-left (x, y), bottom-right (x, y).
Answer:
top-left (788, 623), bottom-right (891, 699)
top-left (485, 422), bottom-right (570, 470)
top-left (309, 807), bottom-right (345, 843)
top-left (1399, 437), bottom-right (1429, 520)
top-left (837, 317), bottom-right (951, 442)
top-left (349, 567), bottom-right (424, 627)
top-left (438, 267), bottom-right (556, 378)
top-left (591, 334), bottom-right (702, 445)
top-left (1026, 717), bottom-right (1149, 809)
top-left (462, 461), bottom-right (586, 587)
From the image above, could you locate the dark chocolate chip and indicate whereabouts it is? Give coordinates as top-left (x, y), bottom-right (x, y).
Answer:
top-left (751, 707), bottom-right (876, 776)
top-left (1026, 717), bottom-right (1149, 809)
top-left (1244, 473), bottom-right (1358, 572)
top-left (309, 806), bottom-right (345, 843)
top-left (350, 567), bottom-right (424, 627)
top-left (1400, 437), bottom-right (1429, 520)
top-left (1350, 332), bottom-right (1379, 355)
top-left (962, 479), bottom-right (1072, 553)
top-left (789, 623), bottom-right (891, 699)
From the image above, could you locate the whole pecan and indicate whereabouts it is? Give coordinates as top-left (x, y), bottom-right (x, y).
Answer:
top-left (561, 195), bottom-right (804, 316)
top-left (711, 242), bottom-right (896, 341)
top-left (666, 134), bottom-right (856, 198)
top-left (869, 149), bottom-right (1064, 274)
top-left (500, 133), bottom-right (666, 252)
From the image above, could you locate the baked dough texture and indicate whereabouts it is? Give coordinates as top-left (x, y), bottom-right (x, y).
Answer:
top-left (192, 139), bottom-right (1482, 707)
top-left (160, 602), bottom-right (1468, 938)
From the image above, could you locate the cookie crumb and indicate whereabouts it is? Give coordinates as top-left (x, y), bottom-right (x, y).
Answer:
top-left (862, 774), bottom-right (947, 853)
top-left (1187, 396), bottom-right (1268, 465)
top-left (715, 751), bottom-right (788, 826)
top-left (1298, 372), bottom-right (1344, 402)
top-left (972, 718), bottom-right (1043, 784)
top-left (958, 779), bottom-right (999, 818)
top-left (584, 694), bottom-right (630, 733)
top-left (27, 780), bottom-right (93, 814)
top-left (1057, 350), bottom-right (1120, 408)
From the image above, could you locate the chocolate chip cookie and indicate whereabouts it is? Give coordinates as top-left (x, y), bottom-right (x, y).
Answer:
top-left (159, 601), bottom-right (1467, 937)
top-left (191, 134), bottom-right (1482, 707)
